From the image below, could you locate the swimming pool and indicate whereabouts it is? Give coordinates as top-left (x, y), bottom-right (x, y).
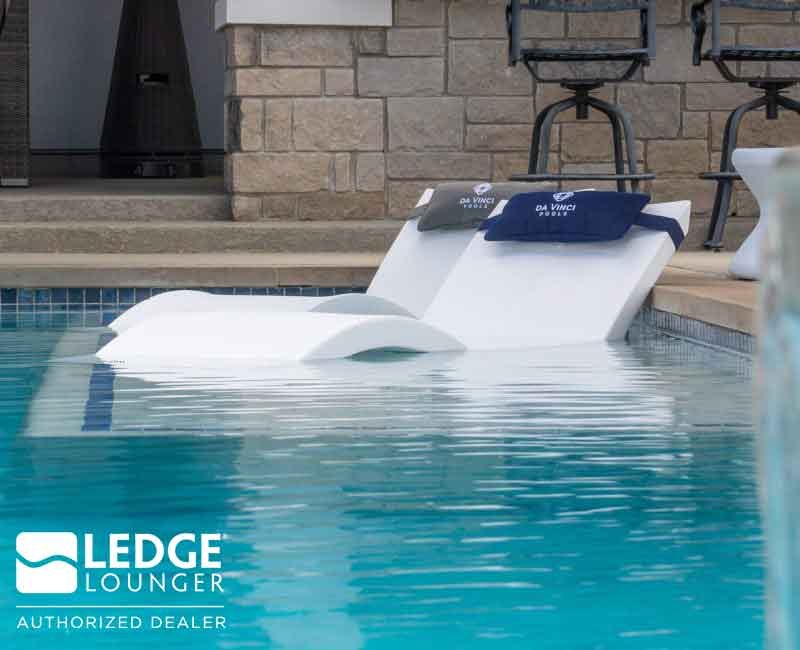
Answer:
top-left (0, 322), bottom-right (761, 649)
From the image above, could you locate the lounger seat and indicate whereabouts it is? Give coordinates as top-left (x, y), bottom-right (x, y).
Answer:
top-left (109, 290), bottom-right (418, 326)
top-left (98, 200), bottom-right (691, 364)
top-left (110, 189), bottom-right (473, 332)
top-left (98, 312), bottom-right (465, 363)
top-left (111, 183), bottom-right (558, 333)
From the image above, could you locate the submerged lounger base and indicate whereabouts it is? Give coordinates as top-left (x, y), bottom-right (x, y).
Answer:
top-left (98, 312), bottom-right (466, 363)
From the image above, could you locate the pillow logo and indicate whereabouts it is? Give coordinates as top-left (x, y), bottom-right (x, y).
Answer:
top-left (473, 182), bottom-right (493, 196)
top-left (16, 532), bottom-right (78, 594)
top-left (553, 192), bottom-right (575, 202)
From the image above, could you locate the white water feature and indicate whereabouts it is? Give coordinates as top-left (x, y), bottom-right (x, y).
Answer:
top-left (760, 148), bottom-right (800, 650)
top-left (730, 148), bottom-right (785, 281)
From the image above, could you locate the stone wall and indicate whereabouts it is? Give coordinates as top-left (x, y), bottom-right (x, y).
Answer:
top-left (224, 0), bottom-right (800, 248)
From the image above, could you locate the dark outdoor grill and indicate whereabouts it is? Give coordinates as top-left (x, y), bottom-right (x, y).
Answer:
top-left (101, 0), bottom-right (204, 179)
top-left (0, 0), bottom-right (30, 187)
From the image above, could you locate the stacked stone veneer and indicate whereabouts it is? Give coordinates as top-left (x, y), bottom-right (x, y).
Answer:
top-left (224, 0), bottom-right (800, 248)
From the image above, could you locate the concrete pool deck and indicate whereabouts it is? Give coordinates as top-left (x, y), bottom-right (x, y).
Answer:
top-left (653, 252), bottom-right (757, 336)
top-left (638, 251), bottom-right (757, 354)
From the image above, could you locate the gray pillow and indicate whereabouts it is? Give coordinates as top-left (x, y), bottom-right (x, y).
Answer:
top-left (416, 181), bottom-right (554, 231)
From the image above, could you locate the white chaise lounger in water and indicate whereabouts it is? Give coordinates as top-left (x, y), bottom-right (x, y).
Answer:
top-left (98, 200), bottom-right (690, 365)
top-left (110, 189), bottom-right (479, 333)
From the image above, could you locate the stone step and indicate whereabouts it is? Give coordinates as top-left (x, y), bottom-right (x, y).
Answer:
top-left (0, 253), bottom-right (383, 288)
top-left (0, 220), bottom-right (403, 254)
top-left (0, 177), bottom-right (229, 222)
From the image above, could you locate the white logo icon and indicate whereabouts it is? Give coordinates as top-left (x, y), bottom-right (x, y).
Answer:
top-left (16, 532), bottom-right (78, 594)
top-left (553, 192), bottom-right (575, 202)
top-left (473, 182), bottom-right (493, 196)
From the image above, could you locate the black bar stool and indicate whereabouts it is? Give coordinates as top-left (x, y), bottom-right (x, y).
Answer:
top-left (692, 0), bottom-right (800, 249)
top-left (506, 0), bottom-right (656, 192)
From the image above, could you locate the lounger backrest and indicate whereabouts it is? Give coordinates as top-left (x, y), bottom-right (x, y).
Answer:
top-left (423, 200), bottom-right (691, 350)
top-left (366, 189), bottom-right (476, 318)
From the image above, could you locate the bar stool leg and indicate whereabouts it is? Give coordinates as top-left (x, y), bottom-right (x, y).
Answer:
top-left (587, 97), bottom-right (641, 193)
top-left (528, 107), bottom-right (550, 175)
top-left (705, 96), bottom-right (767, 250)
top-left (586, 103), bottom-right (626, 192)
top-left (609, 113), bottom-right (626, 192)
top-left (776, 94), bottom-right (800, 117)
top-left (706, 183), bottom-right (734, 251)
top-left (529, 98), bottom-right (577, 175)
top-left (616, 106), bottom-right (641, 194)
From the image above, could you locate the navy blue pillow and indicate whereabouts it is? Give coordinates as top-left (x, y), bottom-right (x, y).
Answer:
top-left (482, 191), bottom-right (651, 243)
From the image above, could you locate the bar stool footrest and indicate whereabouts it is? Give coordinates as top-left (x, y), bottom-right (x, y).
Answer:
top-left (699, 171), bottom-right (742, 181)
top-left (511, 172), bottom-right (655, 182)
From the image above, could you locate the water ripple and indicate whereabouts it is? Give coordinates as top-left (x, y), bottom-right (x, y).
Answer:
top-left (0, 326), bottom-right (759, 649)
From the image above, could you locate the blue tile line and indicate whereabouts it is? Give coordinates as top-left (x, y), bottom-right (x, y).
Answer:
top-left (634, 306), bottom-right (754, 356)
top-left (81, 333), bottom-right (117, 433)
top-left (0, 287), bottom-right (369, 318)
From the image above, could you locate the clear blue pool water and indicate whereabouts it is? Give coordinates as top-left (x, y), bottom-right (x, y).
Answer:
top-left (0, 324), bottom-right (761, 649)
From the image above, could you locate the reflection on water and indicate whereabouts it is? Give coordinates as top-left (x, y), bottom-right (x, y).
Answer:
top-left (0, 325), bottom-right (759, 649)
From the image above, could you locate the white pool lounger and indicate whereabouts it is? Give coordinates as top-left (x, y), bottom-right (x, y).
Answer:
top-left (109, 188), bottom-right (477, 332)
top-left (98, 200), bottom-right (690, 364)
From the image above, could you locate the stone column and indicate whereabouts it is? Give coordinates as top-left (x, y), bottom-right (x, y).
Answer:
top-left (218, 0), bottom-right (392, 221)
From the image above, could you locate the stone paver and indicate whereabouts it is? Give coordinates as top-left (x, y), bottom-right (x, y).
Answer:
top-left (0, 253), bottom-right (383, 288)
top-left (0, 177), bottom-right (229, 222)
top-left (653, 252), bottom-right (758, 336)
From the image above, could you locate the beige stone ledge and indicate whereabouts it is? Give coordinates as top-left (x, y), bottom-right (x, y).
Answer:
top-left (653, 252), bottom-right (758, 336)
top-left (0, 253), bottom-right (383, 288)
top-left (215, 0), bottom-right (392, 29)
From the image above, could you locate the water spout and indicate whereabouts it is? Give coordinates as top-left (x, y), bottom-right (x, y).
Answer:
top-left (760, 147), bottom-right (800, 650)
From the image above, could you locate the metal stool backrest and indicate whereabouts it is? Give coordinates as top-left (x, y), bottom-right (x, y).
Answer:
top-left (693, 0), bottom-right (800, 82)
top-left (508, 0), bottom-right (655, 72)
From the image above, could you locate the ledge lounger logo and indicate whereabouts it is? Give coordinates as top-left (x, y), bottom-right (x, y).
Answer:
top-left (15, 532), bottom-right (226, 633)
top-left (16, 532), bottom-right (79, 594)
top-left (16, 532), bottom-right (223, 595)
